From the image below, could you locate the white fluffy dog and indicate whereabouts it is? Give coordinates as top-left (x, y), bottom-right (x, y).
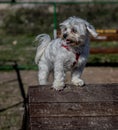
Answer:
top-left (35, 17), bottom-right (97, 90)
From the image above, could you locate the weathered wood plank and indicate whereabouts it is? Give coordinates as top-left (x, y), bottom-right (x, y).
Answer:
top-left (27, 84), bottom-right (118, 130)
top-left (30, 116), bottom-right (118, 130)
top-left (90, 48), bottom-right (118, 54)
top-left (91, 34), bottom-right (118, 41)
top-left (28, 84), bottom-right (118, 103)
top-left (29, 102), bottom-right (118, 117)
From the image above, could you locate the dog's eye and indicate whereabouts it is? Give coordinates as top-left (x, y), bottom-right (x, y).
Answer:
top-left (72, 28), bottom-right (77, 33)
top-left (64, 28), bottom-right (67, 31)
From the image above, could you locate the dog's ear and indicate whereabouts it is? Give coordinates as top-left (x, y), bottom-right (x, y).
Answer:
top-left (59, 22), bottom-right (67, 29)
top-left (86, 24), bottom-right (98, 38)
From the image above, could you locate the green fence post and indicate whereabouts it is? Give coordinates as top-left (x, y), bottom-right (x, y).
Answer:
top-left (53, 2), bottom-right (57, 39)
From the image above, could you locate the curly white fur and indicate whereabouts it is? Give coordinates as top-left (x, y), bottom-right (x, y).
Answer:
top-left (35, 17), bottom-right (97, 90)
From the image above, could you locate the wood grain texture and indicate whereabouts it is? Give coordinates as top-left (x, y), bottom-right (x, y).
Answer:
top-left (27, 84), bottom-right (118, 130)
top-left (28, 84), bottom-right (118, 103)
top-left (30, 117), bottom-right (118, 130)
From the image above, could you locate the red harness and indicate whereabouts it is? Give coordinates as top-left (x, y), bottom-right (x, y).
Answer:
top-left (61, 44), bottom-right (80, 67)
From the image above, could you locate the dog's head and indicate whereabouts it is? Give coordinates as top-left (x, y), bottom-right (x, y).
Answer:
top-left (60, 17), bottom-right (97, 46)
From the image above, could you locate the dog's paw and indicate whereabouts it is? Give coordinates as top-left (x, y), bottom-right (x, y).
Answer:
top-left (71, 78), bottom-right (85, 87)
top-left (52, 81), bottom-right (65, 91)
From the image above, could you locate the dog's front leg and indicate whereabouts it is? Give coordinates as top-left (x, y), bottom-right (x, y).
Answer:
top-left (52, 60), bottom-right (65, 90)
top-left (71, 67), bottom-right (85, 87)
top-left (71, 57), bottom-right (87, 87)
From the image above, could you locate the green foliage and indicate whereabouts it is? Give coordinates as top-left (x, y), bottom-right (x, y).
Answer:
top-left (89, 54), bottom-right (118, 64)
top-left (1, 4), bottom-right (118, 35)
top-left (2, 6), bottom-right (53, 35)
top-left (56, 4), bottom-right (118, 29)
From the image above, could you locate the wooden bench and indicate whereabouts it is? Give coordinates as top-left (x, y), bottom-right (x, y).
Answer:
top-left (26, 84), bottom-right (118, 130)
top-left (90, 29), bottom-right (118, 54)
top-left (92, 29), bottom-right (118, 42)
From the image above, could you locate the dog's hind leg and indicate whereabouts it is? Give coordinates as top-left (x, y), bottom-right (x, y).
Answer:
top-left (52, 60), bottom-right (65, 90)
top-left (38, 61), bottom-right (50, 85)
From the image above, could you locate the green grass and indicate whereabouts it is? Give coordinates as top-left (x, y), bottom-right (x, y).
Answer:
top-left (89, 54), bottom-right (118, 64)
top-left (91, 41), bottom-right (118, 48)
top-left (0, 34), bottom-right (36, 65)
top-left (0, 34), bottom-right (118, 70)
top-left (89, 41), bottom-right (118, 65)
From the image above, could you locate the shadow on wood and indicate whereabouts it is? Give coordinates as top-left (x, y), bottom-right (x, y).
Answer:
top-left (26, 84), bottom-right (118, 130)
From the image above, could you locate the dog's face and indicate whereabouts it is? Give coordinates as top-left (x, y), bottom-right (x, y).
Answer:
top-left (60, 23), bottom-right (86, 46)
top-left (60, 17), bottom-right (97, 46)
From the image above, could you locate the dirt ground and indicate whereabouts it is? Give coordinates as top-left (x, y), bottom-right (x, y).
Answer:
top-left (0, 67), bottom-right (118, 92)
top-left (19, 67), bottom-right (118, 86)
top-left (0, 67), bottom-right (118, 130)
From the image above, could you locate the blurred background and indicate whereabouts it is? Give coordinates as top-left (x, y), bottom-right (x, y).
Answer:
top-left (0, 0), bottom-right (118, 130)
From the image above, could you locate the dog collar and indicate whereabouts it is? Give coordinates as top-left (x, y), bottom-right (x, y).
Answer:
top-left (61, 44), bottom-right (80, 67)
top-left (72, 53), bottom-right (80, 67)
top-left (61, 44), bottom-right (70, 51)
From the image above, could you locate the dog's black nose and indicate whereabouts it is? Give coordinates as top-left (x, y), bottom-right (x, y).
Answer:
top-left (63, 34), bottom-right (67, 38)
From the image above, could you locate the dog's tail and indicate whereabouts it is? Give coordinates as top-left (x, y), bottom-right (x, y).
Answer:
top-left (34, 34), bottom-right (51, 64)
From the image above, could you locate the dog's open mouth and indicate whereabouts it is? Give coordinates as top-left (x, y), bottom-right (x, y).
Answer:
top-left (66, 39), bottom-right (79, 46)
top-left (66, 39), bottom-right (75, 44)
